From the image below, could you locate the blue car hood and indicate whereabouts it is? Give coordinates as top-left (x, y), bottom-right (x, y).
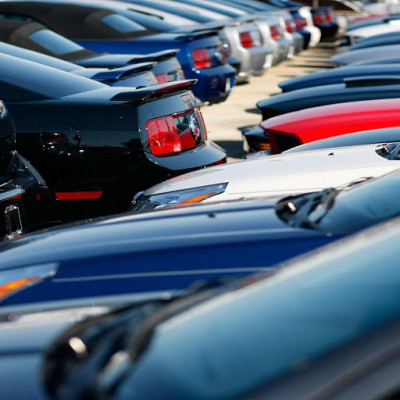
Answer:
top-left (0, 198), bottom-right (327, 269)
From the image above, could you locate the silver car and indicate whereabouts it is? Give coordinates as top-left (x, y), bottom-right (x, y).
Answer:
top-left (120, 0), bottom-right (274, 80)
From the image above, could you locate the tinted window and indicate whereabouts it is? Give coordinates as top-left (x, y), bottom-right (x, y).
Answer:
top-left (0, 54), bottom-right (104, 100)
top-left (101, 14), bottom-right (146, 33)
top-left (29, 30), bottom-right (84, 55)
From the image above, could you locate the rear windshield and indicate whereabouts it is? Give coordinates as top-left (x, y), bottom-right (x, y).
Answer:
top-left (0, 53), bottom-right (104, 100)
top-left (29, 29), bottom-right (85, 55)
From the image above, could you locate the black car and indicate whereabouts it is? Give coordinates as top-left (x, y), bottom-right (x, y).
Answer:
top-left (0, 17), bottom-right (185, 83)
top-left (0, 53), bottom-right (225, 221)
top-left (279, 64), bottom-right (400, 92)
top-left (0, 100), bottom-right (49, 240)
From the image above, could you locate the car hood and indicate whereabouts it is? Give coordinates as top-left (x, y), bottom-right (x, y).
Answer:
top-left (142, 144), bottom-right (400, 198)
top-left (0, 196), bottom-right (327, 269)
top-left (0, 305), bottom-right (114, 399)
top-left (331, 45), bottom-right (400, 66)
top-left (258, 77), bottom-right (400, 114)
top-left (279, 64), bottom-right (400, 91)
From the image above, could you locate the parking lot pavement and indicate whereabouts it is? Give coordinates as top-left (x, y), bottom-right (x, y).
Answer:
top-left (202, 43), bottom-right (337, 162)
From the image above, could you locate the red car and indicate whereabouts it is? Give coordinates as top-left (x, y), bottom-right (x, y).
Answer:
top-left (261, 98), bottom-right (400, 154)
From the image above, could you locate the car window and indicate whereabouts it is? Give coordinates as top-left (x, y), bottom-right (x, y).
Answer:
top-left (101, 13), bottom-right (146, 33)
top-left (0, 53), bottom-right (104, 100)
top-left (29, 29), bottom-right (85, 55)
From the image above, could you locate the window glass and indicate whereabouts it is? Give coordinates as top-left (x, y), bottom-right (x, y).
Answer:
top-left (101, 14), bottom-right (146, 33)
top-left (30, 30), bottom-right (84, 55)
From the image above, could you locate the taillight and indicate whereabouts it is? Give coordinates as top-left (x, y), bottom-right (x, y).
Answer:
top-left (192, 48), bottom-right (211, 69)
top-left (240, 31), bottom-right (253, 48)
top-left (324, 12), bottom-right (333, 22)
top-left (146, 109), bottom-right (206, 157)
top-left (295, 17), bottom-right (307, 29)
top-left (285, 20), bottom-right (294, 33)
top-left (270, 25), bottom-right (281, 41)
top-left (313, 13), bottom-right (324, 24)
top-left (155, 73), bottom-right (169, 84)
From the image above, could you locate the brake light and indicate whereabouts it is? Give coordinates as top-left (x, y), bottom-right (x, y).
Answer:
top-left (155, 73), bottom-right (169, 84)
top-left (146, 109), bottom-right (205, 157)
top-left (192, 48), bottom-right (211, 69)
top-left (313, 13), bottom-right (324, 24)
top-left (285, 20), bottom-right (293, 33)
top-left (55, 191), bottom-right (103, 200)
top-left (295, 17), bottom-right (307, 29)
top-left (240, 32), bottom-right (253, 48)
top-left (324, 12), bottom-right (333, 22)
top-left (270, 25), bottom-right (281, 41)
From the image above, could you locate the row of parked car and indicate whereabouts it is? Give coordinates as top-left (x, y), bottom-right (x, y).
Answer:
top-left (2, 0), bottom-right (397, 398)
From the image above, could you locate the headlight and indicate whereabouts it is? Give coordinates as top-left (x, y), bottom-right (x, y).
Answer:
top-left (0, 263), bottom-right (58, 302)
top-left (131, 183), bottom-right (228, 213)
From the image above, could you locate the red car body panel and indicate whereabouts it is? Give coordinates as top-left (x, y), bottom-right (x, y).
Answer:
top-left (261, 99), bottom-right (400, 154)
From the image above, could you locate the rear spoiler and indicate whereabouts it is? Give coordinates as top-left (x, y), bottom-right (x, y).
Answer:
top-left (133, 49), bottom-right (180, 63)
top-left (92, 62), bottom-right (156, 82)
top-left (174, 30), bottom-right (220, 42)
top-left (110, 79), bottom-right (197, 103)
top-left (344, 75), bottom-right (400, 87)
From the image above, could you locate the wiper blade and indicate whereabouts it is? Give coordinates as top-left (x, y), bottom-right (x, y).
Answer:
top-left (43, 277), bottom-right (245, 399)
top-left (276, 188), bottom-right (337, 228)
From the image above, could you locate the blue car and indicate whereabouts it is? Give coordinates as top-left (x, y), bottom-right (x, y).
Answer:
top-left (0, 16), bottom-right (185, 81)
top-left (0, 0), bottom-right (236, 104)
top-left (0, 41), bottom-right (162, 87)
top-left (1, 167), bottom-right (400, 306)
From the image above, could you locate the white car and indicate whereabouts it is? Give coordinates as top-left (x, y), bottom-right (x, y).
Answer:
top-left (345, 19), bottom-right (400, 44)
top-left (132, 143), bottom-right (400, 212)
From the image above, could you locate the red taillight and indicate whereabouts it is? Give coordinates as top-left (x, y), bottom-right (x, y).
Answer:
top-left (295, 17), bottom-right (307, 29)
top-left (192, 48), bottom-right (211, 69)
top-left (55, 191), bottom-right (103, 201)
top-left (155, 73), bottom-right (169, 84)
top-left (285, 20), bottom-right (293, 33)
top-left (147, 116), bottom-right (181, 156)
top-left (146, 109), bottom-right (206, 157)
top-left (240, 31), bottom-right (253, 48)
top-left (270, 25), bottom-right (281, 41)
top-left (324, 12), bottom-right (333, 22)
top-left (313, 13), bottom-right (324, 24)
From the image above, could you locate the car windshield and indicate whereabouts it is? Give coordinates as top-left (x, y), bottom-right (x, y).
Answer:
top-left (312, 169), bottom-right (400, 234)
top-left (29, 29), bottom-right (85, 55)
top-left (277, 165), bottom-right (400, 235)
top-left (111, 220), bottom-right (400, 399)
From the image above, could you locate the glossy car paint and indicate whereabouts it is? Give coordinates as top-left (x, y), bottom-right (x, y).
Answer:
top-left (120, 0), bottom-right (274, 79)
top-left (168, 0), bottom-right (294, 65)
top-left (0, 18), bottom-right (185, 81)
top-left (285, 126), bottom-right (400, 153)
top-left (135, 143), bottom-right (400, 204)
top-left (261, 99), bottom-right (400, 153)
top-left (0, 196), bottom-right (338, 307)
top-left (0, 41), bottom-right (161, 87)
top-left (258, 77), bottom-right (400, 122)
top-left (349, 31), bottom-right (400, 50)
top-left (330, 44), bottom-right (400, 65)
top-left (0, 102), bottom-right (49, 239)
top-left (0, 53), bottom-right (225, 221)
top-left (1, 213), bottom-right (400, 398)
top-left (0, 0), bottom-right (236, 104)
top-left (279, 63), bottom-right (400, 91)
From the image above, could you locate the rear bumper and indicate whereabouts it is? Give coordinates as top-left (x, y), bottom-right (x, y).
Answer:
top-left (187, 64), bottom-right (236, 104)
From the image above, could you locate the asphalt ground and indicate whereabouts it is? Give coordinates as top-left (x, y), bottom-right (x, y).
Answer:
top-left (202, 42), bottom-right (338, 162)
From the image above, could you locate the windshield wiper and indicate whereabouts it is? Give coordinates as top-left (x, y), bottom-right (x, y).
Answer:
top-left (276, 188), bottom-right (338, 229)
top-left (43, 275), bottom-right (261, 400)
